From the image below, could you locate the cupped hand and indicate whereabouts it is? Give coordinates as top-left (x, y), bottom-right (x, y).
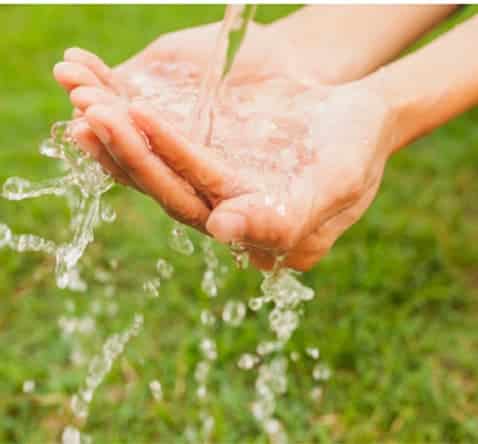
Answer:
top-left (128, 84), bottom-right (395, 270)
top-left (79, 75), bottom-right (395, 270)
top-left (53, 23), bottom-right (396, 271)
top-left (52, 21), bottom-right (314, 231)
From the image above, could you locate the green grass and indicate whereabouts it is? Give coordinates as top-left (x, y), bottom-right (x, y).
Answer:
top-left (0, 5), bottom-right (477, 444)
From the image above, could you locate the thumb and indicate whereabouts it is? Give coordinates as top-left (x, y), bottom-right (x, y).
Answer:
top-left (206, 192), bottom-right (303, 252)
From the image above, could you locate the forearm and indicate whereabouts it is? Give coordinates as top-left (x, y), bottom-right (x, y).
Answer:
top-left (271, 5), bottom-right (457, 84)
top-left (366, 15), bottom-right (478, 155)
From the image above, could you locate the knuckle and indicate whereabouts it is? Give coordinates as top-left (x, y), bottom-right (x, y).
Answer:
top-left (186, 206), bottom-right (207, 230)
top-left (346, 172), bottom-right (366, 201)
top-left (274, 219), bottom-right (301, 252)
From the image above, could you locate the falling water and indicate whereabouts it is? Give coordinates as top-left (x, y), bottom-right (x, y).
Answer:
top-left (1, 121), bottom-right (114, 290)
top-left (190, 4), bottom-right (257, 145)
top-left (1, 4), bottom-right (328, 443)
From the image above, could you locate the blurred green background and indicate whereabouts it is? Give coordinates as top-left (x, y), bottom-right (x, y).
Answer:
top-left (0, 5), bottom-right (477, 444)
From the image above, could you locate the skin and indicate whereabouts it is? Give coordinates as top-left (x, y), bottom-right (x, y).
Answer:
top-left (53, 6), bottom-right (477, 271)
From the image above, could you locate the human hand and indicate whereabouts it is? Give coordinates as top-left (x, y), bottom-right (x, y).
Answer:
top-left (53, 20), bottom-right (396, 270)
top-left (52, 20), bottom-right (318, 231)
top-left (52, 7), bottom-right (477, 271)
top-left (80, 77), bottom-right (395, 270)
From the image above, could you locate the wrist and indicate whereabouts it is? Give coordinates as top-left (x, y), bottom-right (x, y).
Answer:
top-left (268, 14), bottom-right (368, 86)
top-left (360, 67), bottom-right (426, 157)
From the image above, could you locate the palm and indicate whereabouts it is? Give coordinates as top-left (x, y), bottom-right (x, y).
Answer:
top-left (54, 25), bottom-right (391, 270)
top-left (127, 84), bottom-right (391, 270)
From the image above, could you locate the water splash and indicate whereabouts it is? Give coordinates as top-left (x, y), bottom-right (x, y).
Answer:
top-left (169, 221), bottom-right (194, 256)
top-left (201, 238), bottom-right (219, 298)
top-left (1, 121), bottom-right (114, 290)
top-left (69, 313), bottom-right (143, 422)
top-left (0, 4), bottom-right (329, 443)
top-left (242, 265), bottom-right (316, 443)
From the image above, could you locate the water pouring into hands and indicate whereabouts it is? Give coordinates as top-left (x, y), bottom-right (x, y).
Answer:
top-left (53, 7), bottom-right (478, 271)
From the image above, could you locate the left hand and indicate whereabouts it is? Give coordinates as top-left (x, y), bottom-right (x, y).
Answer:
top-left (81, 80), bottom-right (396, 271)
top-left (51, 21), bottom-right (319, 231)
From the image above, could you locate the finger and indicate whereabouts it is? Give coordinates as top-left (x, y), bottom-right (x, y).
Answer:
top-left (53, 61), bottom-right (102, 92)
top-left (129, 101), bottom-right (240, 202)
top-left (69, 119), bottom-right (133, 187)
top-left (206, 191), bottom-right (306, 252)
top-left (284, 178), bottom-right (381, 271)
top-left (73, 108), bottom-right (84, 118)
top-left (85, 105), bottom-right (210, 229)
top-left (248, 248), bottom-right (276, 271)
top-left (70, 86), bottom-right (120, 112)
top-left (64, 47), bottom-right (126, 96)
top-left (282, 233), bottom-right (331, 272)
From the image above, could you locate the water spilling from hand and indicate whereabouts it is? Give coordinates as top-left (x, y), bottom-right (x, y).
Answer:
top-left (1, 121), bottom-right (114, 290)
top-left (1, 5), bottom-right (327, 443)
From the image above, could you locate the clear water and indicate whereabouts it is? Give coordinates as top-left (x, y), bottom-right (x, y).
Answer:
top-left (0, 4), bottom-right (329, 443)
top-left (1, 121), bottom-right (114, 291)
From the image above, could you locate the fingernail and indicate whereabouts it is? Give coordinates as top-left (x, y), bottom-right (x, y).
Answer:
top-left (207, 212), bottom-right (246, 244)
top-left (89, 121), bottom-right (111, 145)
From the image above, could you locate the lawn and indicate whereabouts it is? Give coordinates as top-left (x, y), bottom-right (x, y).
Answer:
top-left (0, 5), bottom-right (477, 444)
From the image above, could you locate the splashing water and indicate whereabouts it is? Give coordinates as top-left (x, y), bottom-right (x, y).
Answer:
top-left (1, 121), bottom-right (114, 290)
top-left (1, 4), bottom-right (327, 443)
top-left (69, 314), bottom-right (143, 421)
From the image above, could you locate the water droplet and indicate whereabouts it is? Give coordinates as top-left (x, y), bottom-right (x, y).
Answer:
top-left (310, 386), bottom-right (323, 401)
top-left (312, 364), bottom-right (331, 381)
top-left (248, 297), bottom-right (264, 311)
top-left (2, 177), bottom-right (30, 200)
top-left (143, 278), bottom-right (161, 298)
top-left (149, 380), bottom-right (163, 401)
top-left (62, 426), bottom-right (81, 444)
top-left (238, 353), bottom-right (259, 370)
top-left (71, 393), bottom-right (89, 419)
top-left (200, 338), bottom-right (217, 361)
top-left (169, 222), bottom-right (194, 255)
top-left (100, 202), bottom-right (116, 223)
top-left (22, 380), bottom-right (35, 393)
top-left (222, 300), bottom-right (246, 326)
top-left (230, 242), bottom-right (249, 269)
top-left (200, 309), bottom-right (216, 326)
top-left (156, 258), bottom-right (174, 279)
top-left (194, 361), bottom-right (210, 383)
top-left (201, 269), bottom-right (218, 298)
top-left (40, 138), bottom-right (65, 159)
top-left (305, 347), bottom-right (320, 360)
top-left (70, 314), bottom-right (143, 421)
top-left (0, 224), bottom-right (12, 249)
top-left (257, 341), bottom-right (281, 356)
top-left (196, 385), bottom-right (207, 400)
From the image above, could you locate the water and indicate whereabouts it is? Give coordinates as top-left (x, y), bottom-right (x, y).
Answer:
top-left (184, 6), bottom-right (319, 441)
top-left (149, 380), bottom-right (163, 401)
top-left (22, 380), bottom-right (35, 394)
top-left (1, 121), bottom-right (114, 290)
top-left (1, 4), bottom-right (327, 443)
top-left (70, 313), bottom-right (143, 421)
top-left (222, 299), bottom-right (246, 326)
top-left (190, 4), bottom-right (257, 145)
